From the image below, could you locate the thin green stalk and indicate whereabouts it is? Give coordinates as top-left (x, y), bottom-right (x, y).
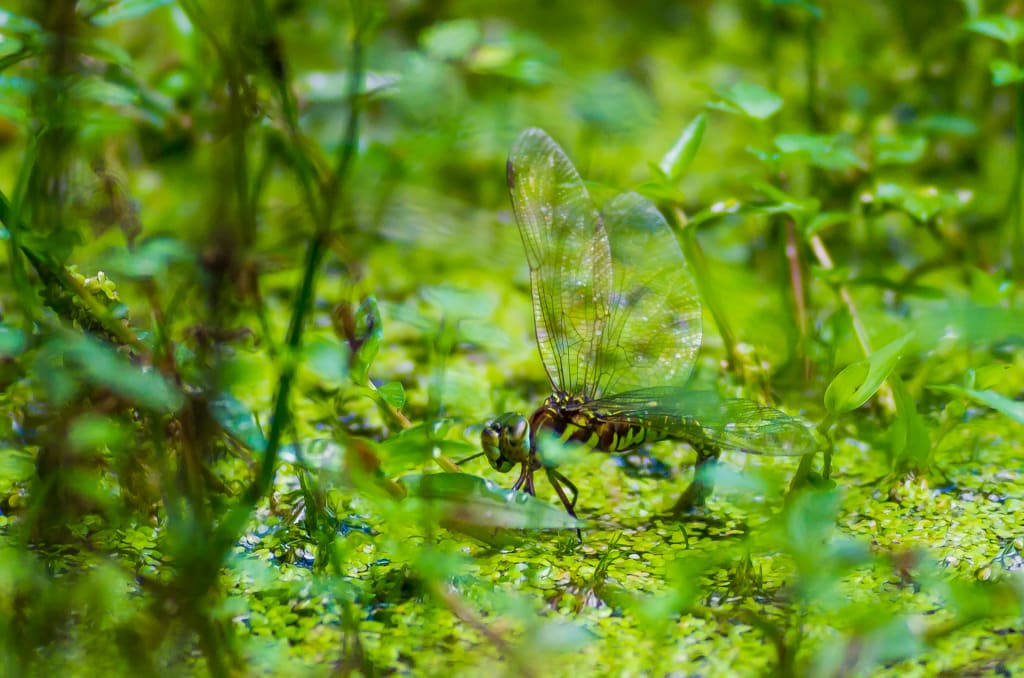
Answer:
top-left (804, 13), bottom-right (819, 132)
top-left (766, 5), bottom-right (780, 95)
top-left (318, 9), bottom-right (368, 227)
top-left (666, 206), bottom-right (740, 369)
top-left (214, 10), bottom-right (369, 552)
top-left (3, 134), bottom-right (43, 333)
top-left (1013, 42), bottom-right (1024, 280)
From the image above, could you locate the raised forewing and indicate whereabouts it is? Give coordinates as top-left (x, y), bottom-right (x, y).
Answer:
top-left (594, 193), bottom-right (702, 395)
top-left (507, 128), bottom-right (611, 395)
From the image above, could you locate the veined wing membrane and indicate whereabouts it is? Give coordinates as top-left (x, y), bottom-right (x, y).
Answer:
top-left (582, 387), bottom-right (819, 456)
top-left (595, 193), bottom-right (702, 396)
top-left (507, 128), bottom-right (611, 396)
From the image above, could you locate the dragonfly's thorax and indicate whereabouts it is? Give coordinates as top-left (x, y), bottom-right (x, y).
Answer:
top-left (527, 392), bottom-right (587, 443)
top-left (528, 391), bottom-right (665, 454)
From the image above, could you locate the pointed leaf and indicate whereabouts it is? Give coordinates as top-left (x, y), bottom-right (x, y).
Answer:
top-left (775, 133), bottom-right (865, 171)
top-left (874, 134), bottom-right (928, 165)
top-left (377, 381), bottom-right (406, 408)
top-left (659, 113), bottom-right (707, 182)
top-left (824, 332), bottom-right (915, 415)
top-left (889, 374), bottom-right (931, 472)
top-left (990, 58), bottom-right (1024, 85)
top-left (714, 82), bottom-right (783, 120)
top-left (928, 385), bottom-right (1024, 425)
top-left (348, 297), bottom-right (382, 384)
top-left (966, 15), bottom-right (1024, 46)
top-left (89, 0), bottom-right (174, 26)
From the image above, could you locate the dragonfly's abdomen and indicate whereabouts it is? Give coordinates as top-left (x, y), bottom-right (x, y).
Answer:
top-left (593, 419), bottom-right (670, 452)
top-left (529, 393), bottom-right (670, 455)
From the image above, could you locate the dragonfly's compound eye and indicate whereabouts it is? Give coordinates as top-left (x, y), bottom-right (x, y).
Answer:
top-left (481, 413), bottom-right (529, 473)
top-left (500, 414), bottom-right (530, 464)
top-left (481, 420), bottom-right (514, 473)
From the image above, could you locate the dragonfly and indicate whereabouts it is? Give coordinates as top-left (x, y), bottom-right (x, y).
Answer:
top-left (475, 127), bottom-right (818, 524)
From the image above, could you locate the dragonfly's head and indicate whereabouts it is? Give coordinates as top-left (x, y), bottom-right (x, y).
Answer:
top-left (481, 413), bottom-right (531, 472)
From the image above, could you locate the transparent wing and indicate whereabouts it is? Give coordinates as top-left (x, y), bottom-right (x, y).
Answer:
top-left (593, 193), bottom-right (702, 395)
top-left (507, 128), bottom-right (611, 395)
top-left (582, 387), bottom-right (819, 456)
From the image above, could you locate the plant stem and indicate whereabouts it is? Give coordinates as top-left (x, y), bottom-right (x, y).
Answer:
top-left (215, 9), bottom-right (368, 551)
top-left (785, 219), bottom-right (809, 378)
top-left (1013, 43), bottom-right (1024, 281)
top-left (804, 13), bottom-right (820, 132)
top-left (808, 235), bottom-right (873, 356)
top-left (667, 206), bottom-right (740, 370)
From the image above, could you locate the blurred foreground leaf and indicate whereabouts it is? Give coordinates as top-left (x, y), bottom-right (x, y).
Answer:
top-left (402, 472), bottom-right (584, 530)
top-left (39, 331), bottom-right (183, 413)
top-left (929, 385), bottom-right (1024, 425)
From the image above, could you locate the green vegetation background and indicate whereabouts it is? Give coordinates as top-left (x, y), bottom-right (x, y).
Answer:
top-left (0, 1), bottom-right (1022, 676)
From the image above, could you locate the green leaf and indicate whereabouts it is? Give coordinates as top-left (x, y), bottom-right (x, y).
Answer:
top-left (874, 134), bottom-right (928, 165)
top-left (765, 0), bottom-right (823, 19)
top-left (912, 113), bottom-right (978, 137)
top-left (303, 335), bottom-right (349, 387)
top-left (280, 438), bottom-right (346, 472)
top-left (348, 297), bottom-right (382, 384)
top-left (378, 424), bottom-right (476, 469)
top-left (0, 324), bottom-right (25, 357)
top-left (748, 179), bottom-right (821, 224)
top-left (824, 332), bottom-right (915, 415)
top-left (713, 81), bottom-right (783, 120)
top-left (659, 113), bottom-right (707, 182)
top-left (89, 0), bottom-right (173, 26)
top-left (0, 9), bottom-right (42, 35)
top-left (870, 182), bottom-right (970, 223)
top-left (634, 179), bottom-right (687, 205)
top-left (966, 15), bottom-right (1024, 46)
top-left (928, 385), bottom-right (1024, 425)
top-left (0, 447), bottom-right (35, 487)
top-left (105, 238), bottom-right (195, 279)
top-left (68, 414), bottom-right (128, 453)
top-left (805, 211), bottom-right (851, 238)
top-left (420, 19), bottom-right (482, 61)
top-left (775, 133), bottom-right (865, 171)
top-left (990, 58), bottom-right (1024, 85)
top-left (421, 285), bottom-right (494, 319)
top-left (401, 472), bottom-right (584, 530)
top-left (889, 375), bottom-right (930, 472)
top-left (298, 70), bottom-right (400, 102)
top-left (41, 332), bottom-right (184, 413)
top-left (377, 381), bottom-right (406, 408)
top-left (211, 393), bottom-right (267, 452)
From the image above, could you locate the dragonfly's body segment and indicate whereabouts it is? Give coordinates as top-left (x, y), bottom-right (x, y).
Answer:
top-left (477, 128), bottom-right (818, 526)
top-left (532, 393), bottom-right (672, 453)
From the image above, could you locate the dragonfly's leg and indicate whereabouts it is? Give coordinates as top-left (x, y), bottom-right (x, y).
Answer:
top-left (547, 468), bottom-right (579, 512)
top-left (670, 446), bottom-right (721, 515)
top-left (546, 468), bottom-right (583, 543)
top-left (511, 463), bottom-right (530, 493)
